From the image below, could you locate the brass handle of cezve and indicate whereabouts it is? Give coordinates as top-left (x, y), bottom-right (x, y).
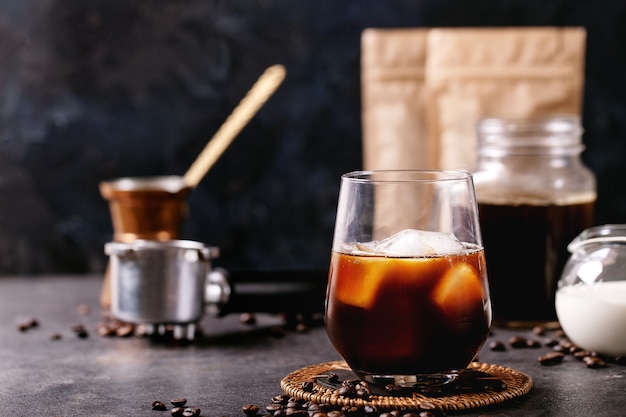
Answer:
top-left (205, 268), bottom-right (329, 317)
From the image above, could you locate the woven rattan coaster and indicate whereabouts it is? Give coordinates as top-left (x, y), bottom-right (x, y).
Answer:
top-left (280, 361), bottom-right (532, 413)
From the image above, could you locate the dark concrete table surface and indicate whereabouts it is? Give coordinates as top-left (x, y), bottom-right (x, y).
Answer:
top-left (1, 275), bottom-right (624, 416)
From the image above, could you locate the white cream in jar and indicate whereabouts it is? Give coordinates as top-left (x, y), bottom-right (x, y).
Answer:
top-left (556, 281), bottom-right (626, 357)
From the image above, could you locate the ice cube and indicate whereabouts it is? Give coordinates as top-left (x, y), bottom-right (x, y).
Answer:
top-left (358, 229), bottom-right (464, 257)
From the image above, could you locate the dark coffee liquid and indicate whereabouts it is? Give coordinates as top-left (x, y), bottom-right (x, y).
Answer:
top-left (325, 249), bottom-right (491, 377)
top-left (478, 199), bottom-right (595, 323)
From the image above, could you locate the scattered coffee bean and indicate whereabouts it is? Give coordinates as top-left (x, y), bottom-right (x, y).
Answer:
top-left (559, 340), bottom-right (574, 351)
top-left (171, 407), bottom-right (184, 416)
top-left (76, 304), bottom-right (91, 316)
top-left (543, 338), bottom-right (559, 347)
top-left (338, 385), bottom-right (356, 397)
top-left (286, 400), bottom-right (301, 409)
top-left (49, 333), bottom-right (62, 341)
top-left (295, 322), bottom-right (310, 333)
top-left (239, 313), bottom-right (257, 325)
top-left (384, 384), bottom-right (403, 393)
top-left (17, 318), bottom-right (39, 332)
top-left (96, 323), bottom-right (116, 337)
top-left (266, 403), bottom-right (283, 413)
top-left (342, 405), bottom-right (360, 416)
top-left (242, 403), bottom-right (260, 415)
top-left (573, 350), bottom-right (593, 361)
top-left (538, 351), bottom-right (565, 366)
top-left (152, 400), bottom-right (167, 411)
top-left (115, 324), bottom-right (134, 338)
top-left (532, 325), bottom-right (546, 336)
top-left (182, 407), bottom-right (200, 417)
top-left (301, 381), bottom-right (314, 392)
top-left (171, 398), bottom-right (188, 407)
top-left (71, 324), bottom-right (89, 339)
top-left (583, 356), bottom-right (607, 369)
top-left (526, 339), bottom-right (542, 349)
top-left (489, 340), bottom-right (506, 351)
top-left (508, 335), bottom-right (527, 348)
top-left (271, 394), bottom-right (289, 405)
top-left (363, 405), bottom-right (378, 416)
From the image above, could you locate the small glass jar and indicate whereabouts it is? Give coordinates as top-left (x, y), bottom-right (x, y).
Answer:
top-left (556, 224), bottom-right (626, 356)
top-left (472, 114), bottom-right (596, 324)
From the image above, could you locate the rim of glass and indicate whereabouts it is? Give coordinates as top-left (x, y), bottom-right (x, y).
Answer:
top-left (341, 170), bottom-right (472, 183)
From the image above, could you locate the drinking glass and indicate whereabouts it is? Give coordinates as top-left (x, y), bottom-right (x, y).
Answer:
top-left (325, 170), bottom-right (492, 387)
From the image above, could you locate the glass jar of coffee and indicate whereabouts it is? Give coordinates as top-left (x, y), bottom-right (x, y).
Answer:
top-left (472, 114), bottom-right (596, 325)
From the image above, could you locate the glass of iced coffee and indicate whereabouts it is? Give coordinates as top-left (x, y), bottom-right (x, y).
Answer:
top-left (325, 170), bottom-right (492, 387)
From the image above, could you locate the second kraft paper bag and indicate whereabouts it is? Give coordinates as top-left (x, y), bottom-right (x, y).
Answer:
top-left (361, 27), bottom-right (586, 171)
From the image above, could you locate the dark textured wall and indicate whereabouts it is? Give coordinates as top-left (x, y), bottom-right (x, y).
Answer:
top-left (1, 0), bottom-right (626, 275)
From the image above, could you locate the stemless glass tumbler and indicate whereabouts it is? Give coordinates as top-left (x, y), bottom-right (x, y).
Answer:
top-left (325, 170), bottom-right (492, 387)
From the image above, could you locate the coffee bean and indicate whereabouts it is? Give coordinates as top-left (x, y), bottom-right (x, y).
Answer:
top-left (554, 329), bottom-right (566, 338)
top-left (116, 324), bottom-right (135, 338)
top-left (363, 405), bottom-right (378, 416)
top-left (543, 338), bottom-right (559, 347)
top-left (559, 340), bottom-right (574, 350)
top-left (573, 350), bottom-right (593, 360)
top-left (489, 340), bottom-right (506, 351)
top-left (526, 339), bottom-right (542, 348)
top-left (243, 404), bottom-right (260, 415)
top-left (583, 356), bottom-right (607, 369)
top-left (71, 324), bottom-right (89, 338)
top-left (508, 335), bottom-right (527, 348)
top-left (171, 398), bottom-right (187, 407)
top-left (532, 325), bottom-right (546, 336)
top-left (342, 406), bottom-right (360, 416)
top-left (152, 400), bottom-right (167, 411)
top-left (171, 407), bottom-right (184, 417)
top-left (240, 313), bottom-right (257, 325)
top-left (271, 395), bottom-right (289, 405)
top-left (418, 403), bottom-right (438, 411)
top-left (338, 385), bottom-right (356, 397)
top-left (539, 351), bottom-right (565, 366)
top-left (266, 403), bottom-right (283, 413)
top-left (286, 400), bottom-right (300, 409)
top-left (327, 372), bottom-right (339, 383)
top-left (17, 318), bottom-right (39, 332)
top-left (301, 381), bottom-right (314, 392)
top-left (76, 304), bottom-right (91, 316)
top-left (182, 407), bottom-right (200, 417)
top-left (50, 333), bottom-right (62, 341)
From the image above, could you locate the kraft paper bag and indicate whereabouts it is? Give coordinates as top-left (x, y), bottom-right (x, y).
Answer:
top-left (361, 27), bottom-right (586, 171)
top-left (426, 27), bottom-right (586, 169)
top-left (361, 28), bottom-right (436, 171)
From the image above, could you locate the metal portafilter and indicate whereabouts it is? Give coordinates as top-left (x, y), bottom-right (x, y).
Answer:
top-left (105, 240), bottom-right (328, 340)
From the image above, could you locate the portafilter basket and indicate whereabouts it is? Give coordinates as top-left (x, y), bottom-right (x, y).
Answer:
top-left (105, 239), bottom-right (328, 340)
